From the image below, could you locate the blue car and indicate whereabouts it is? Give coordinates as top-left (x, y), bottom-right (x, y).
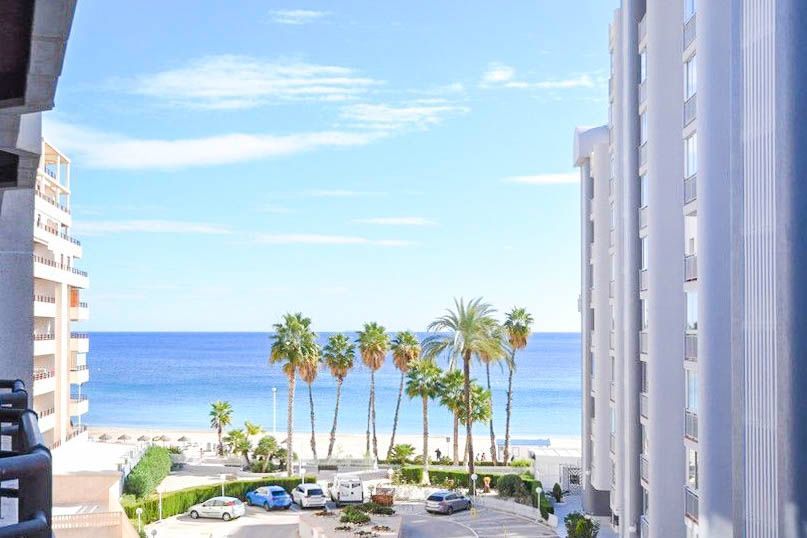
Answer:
top-left (245, 486), bottom-right (292, 511)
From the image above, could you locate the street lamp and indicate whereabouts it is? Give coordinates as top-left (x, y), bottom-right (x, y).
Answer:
top-left (471, 473), bottom-right (478, 497)
top-left (135, 507), bottom-right (143, 532)
top-left (300, 466), bottom-right (306, 480)
top-left (157, 485), bottom-right (164, 522)
top-left (272, 387), bottom-right (277, 436)
top-left (220, 473), bottom-right (227, 496)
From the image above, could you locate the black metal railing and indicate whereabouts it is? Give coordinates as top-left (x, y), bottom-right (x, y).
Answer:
top-left (0, 380), bottom-right (52, 538)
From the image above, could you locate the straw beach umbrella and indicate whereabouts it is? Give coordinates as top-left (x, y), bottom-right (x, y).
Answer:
top-left (118, 434), bottom-right (131, 442)
top-left (137, 435), bottom-right (149, 442)
top-left (99, 433), bottom-right (111, 442)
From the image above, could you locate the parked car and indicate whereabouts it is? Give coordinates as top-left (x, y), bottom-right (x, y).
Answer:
top-left (188, 496), bottom-right (245, 521)
top-left (246, 486), bottom-right (292, 510)
top-left (291, 483), bottom-right (327, 509)
top-left (425, 491), bottom-right (472, 515)
top-left (329, 476), bottom-right (364, 506)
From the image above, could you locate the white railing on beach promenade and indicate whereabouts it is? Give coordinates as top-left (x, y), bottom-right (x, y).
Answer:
top-left (52, 511), bottom-right (125, 529)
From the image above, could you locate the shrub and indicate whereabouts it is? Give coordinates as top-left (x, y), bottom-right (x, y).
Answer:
top-left (496, 474), bottom-right (526, 497)
top-left (565, 512), bottom-right (600, 538)
top-left (388, 444), bottom-right (415, 464)
top-left (121, 476), bottom-right (316, 526)
top-left (552, 483), bottom-right (564, 503)
top-left (353, 502), bottom-right (395, 515)
top-left (341, 506), bottom-right (371, 524)
top-left (123, 447), bottom-right (172, 498)
top-left (166, 446), bottom-right (183, 455)
top-left (510, 459), bottom-right (532, 468)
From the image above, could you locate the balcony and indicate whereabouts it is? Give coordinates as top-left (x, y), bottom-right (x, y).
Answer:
top-left (640, 269), bottom-right (648, 291)
top-left (639, 14), bottom-right (647, 43)
top-left (37, 408), bottom-right (55, 432)
top-left (33, 295), bottom-right (56, 318)
top-left (639, 79), bottom-right (647, 105)
top-left (0, 380), bottom-right (53, 537)
top-left (684, 14), bottom-right (697, 51)
top-left (640, 331), bottom-right (648, 354)
top-left (639, 206), bottom-right (648, 229)
top-left (640, 515), bottom-right (650, 538)
top-left (684, 94), bottom-right (697, 126)
top-left (32, 369), bottom-right (55, 396)
top-left (33, 222), bottom-right (82, 257)
top-left (70, 395), bottom-right (89, 416)
top-left (610, 433), bottom-right (616, 454)
top-left (685, 254), bottom-right (698, 282)
top-left (640, 392), bottom-right (649, 419)
top-left (33, 255), bottom-right (89, 289)
top-left (34, 188), bottom-right (72, 224)
top-left (610, 228), bottom-right (615, 246)
top-left (640, 454), bottom-right (649, 482)
top-left (610, 382), bottom-right (616, 402)
top-left (33, 333), bottom-right (55, 356)
top-left (609, 280), bottom-right (615, 299)
top-left (70, 302), bottom-right (90, 321)
top-left (685, 486), bottom-right (699, 522)
top-left (69, 364), bottom-right (90, 385)
top-left (609, 178), bottom-right (615, 198)
top-left (640, 143), bottom-right (648, 167)
top-left (685, 410), bottom-right (699, 441)
top-left (684, 174), bottom-right (697, 205)
top-left (70, 333), bottom-right (90, 353)
top-left (685, 333), bottom-right (698, 361)
top-left (609, 331), bottom-right (615, 350)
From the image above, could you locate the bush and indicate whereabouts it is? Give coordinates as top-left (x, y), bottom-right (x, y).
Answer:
top-left (552, 483), bottom-right (563, 503)
top-left (388, 444), bottom-right (415, 465)
top-left (341, 506), bottom-right (371, 524)
top-left (121, 476), bottom-right (316, 526)
top-left (166, 446), bottom-right (183, 455)
top-left (565, 511), bottom-right (600, 538)
top-left (496, 474), bottom-right (526, 498)
top-left (123, 447), bottom-right (172, 498)
top-left (510, 459), bottom-right (532, 468)
top-left (353, 502), bottom-right (395, 515)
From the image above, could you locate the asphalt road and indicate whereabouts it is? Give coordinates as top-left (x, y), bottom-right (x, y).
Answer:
top-left (398, 504), bottom-right (558, 538)
top-left (145, 505), bottom-right (299, 538)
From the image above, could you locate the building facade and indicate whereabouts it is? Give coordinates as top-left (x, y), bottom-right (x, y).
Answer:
top-left (576, 1), bottom-right (807, 537)
top-left (33, 139), bottom-right (89, 450)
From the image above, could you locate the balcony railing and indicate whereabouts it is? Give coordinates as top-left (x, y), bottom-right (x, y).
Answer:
top-left (35, 223), bottom-right (81, 246)
top-left (70, 394), bottom-right (89, 403)
top-left (684, 174), bottom-right (697, 204)
top-left (609, 280), bottom-right (615, 299)
top-left (609, 331), bottom-right (615, 350)
top-left (684, 94), bottom-right (697, 125)
top-left (33, 255), bottom-right (88, 278)
top-left (0, 380), bottom-right (53, 537)
top-left (610, 433), bottom-right (616, 454)
top-left (685, 486), bottom-right (699, 521)
top-left (38, 407), bottom-right (55, 418)
top-left (70, 332), bottom-right (89, 340)
top-left (639, 80), bottom-right (647, 104)
top-left (640, 454), bottom-right (649, 482)
top-left (639, 15), bottom-right (647, 43)
top-left (609, 178), bottom-right (615, 198)
top-left (33, 333), bottom-right (54, 341)
top-left (640, 143), bottom-right (648, 167)
top-left (640, 331), bottom-right (648, 354)
top-left (640, 515), bottom-right (650, 538)
top-left (685, 254), bottom-right (698, 281)
top-left (685, 333), bottom-right (698, 361)
top-left (35, 188), bottom-right (71, 214)
top-left (70, 364), bottom-right (89, 372)
top-left (33, 295), bottom-right (56, 304)
top-left (640, 392), bottom-right (649, 419)
top-left (639, 206), bottom-right (648, 228)
top-left (610, 382), bottom-right (616, 402)
top-left (685, 410), bottom-right (699, 441)
top-left (684, 14), bottom-right (697, 51)
top-left (33, 369), bottom-right (54, 382)
top-left (640, 269), bottom-right (648, 291)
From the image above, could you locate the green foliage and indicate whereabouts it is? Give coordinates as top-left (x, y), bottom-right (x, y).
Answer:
top-left (539, 491), bottom-right (554, 520)
top-left (323, 333), bottom-right (355, 381)
top-left (122, 476), bottom-right (316, 526)
top-left (352, 502), bottom-right (395, 515)
top-left (552, 482), bottom-right (564, 503)
top-left (388, 444), bottom-right (416, 464)
top-left (565, 512), bottom-right (600, 538)
top-left (340, 506), bottom-right (371, 524)
top-left (496, 474), bottom-right (526, 497)
top-left (510, 459), bottom-right (531, 468)
top-left (405, 359), bottom-right (443, 401)
top-left (123, 447), bottom-right (172, 498)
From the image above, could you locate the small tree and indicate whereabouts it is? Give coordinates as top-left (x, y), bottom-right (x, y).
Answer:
top-left (565, 512), bottom-right (600, 538)
top-left (388, 444), bottom-right (416, 464)
top-left (552, 482), bottom-right (564, 503)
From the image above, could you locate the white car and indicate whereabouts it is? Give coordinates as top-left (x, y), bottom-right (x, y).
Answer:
top-left (329, 476), bottom-right (364, 506)
top-left (291, 483), bottom-right (327, 509)
top-left (188, 496), bottom-right (245, 521)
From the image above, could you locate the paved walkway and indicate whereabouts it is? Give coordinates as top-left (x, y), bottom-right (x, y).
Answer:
top-left (144, 506), bottom-right (298, 538)
top-left (398, 502), bottom-right (557, 538)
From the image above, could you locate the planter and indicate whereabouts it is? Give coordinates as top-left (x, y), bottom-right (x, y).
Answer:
top-left (371, 494), bottom-right (394, 506)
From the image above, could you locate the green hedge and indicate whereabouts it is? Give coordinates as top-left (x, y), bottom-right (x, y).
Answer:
top-left (122, 476), bottom-right (316, 526)
top-left (123, 447), bottom-right (172, 498)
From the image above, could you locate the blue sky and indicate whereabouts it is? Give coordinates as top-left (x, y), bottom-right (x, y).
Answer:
top-left (47, 1), bottom-right (616, 332)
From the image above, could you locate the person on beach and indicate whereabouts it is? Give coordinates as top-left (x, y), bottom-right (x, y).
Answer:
top-left (435, 448), bottom-right (442, 461)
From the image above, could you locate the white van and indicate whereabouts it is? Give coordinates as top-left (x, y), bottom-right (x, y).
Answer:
top-left (329, 476), bottom-right (364, 506)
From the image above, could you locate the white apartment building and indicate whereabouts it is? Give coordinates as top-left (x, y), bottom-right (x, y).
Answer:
top-left (577, 1), bottom-right (807, 537)
top-left (32, 139), bottom-right (90, 450)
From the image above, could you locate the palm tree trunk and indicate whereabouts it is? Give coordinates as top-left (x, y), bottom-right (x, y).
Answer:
top-left (286, 375), bottom-right (295, 477)
top-left (371, 370), bottom-right (378, 460)
top-left (327, 379), bottom-right (343, 459)
top-left (387, 372), bottom-right (405, 459)
top-left (217, 425), bottom-right (223, 456)
top-left (504, 357), bottom-right (515, 464)
top-left (308, 382), bottom-right (317, 461)
top-left (486, 363), bottom-right (498, 465)
top-left (463, 352), bottom-right (475, 495)
top-left (366, 390), bottom-right (372, 457)
top-left (452, 412), bottom-right (459, 466)
top-left (422, 395), bottom-right (430, 485)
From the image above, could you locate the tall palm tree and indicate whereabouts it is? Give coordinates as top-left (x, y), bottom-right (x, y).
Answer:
top-left (502, 307), bottom-right (534, 464)
top-left (479, 324), bottom-right (507, 465)
top-left (223, 428), bottom-right (253, 465)
top-left (405, 359), bottom-right (443, 484)
top-left (438, 369), bottom-right (465, 465)
top-left (209, 400), bottom-right (233, 456)
top-left (387, 331), bottom-right (421, 459)
top-left (356, 322), bottom-right (389, 460)
top-left (270, 312), bottom-right (319, 476)
top-left (298, 347), bottom-right (322, 461)
top-left (323, 333), bottom-right (355, 459)
top-left (423, 298), bottom-right (506, 494)
top-left (457, 381), bottom-right (493, 467)
top-left (244, 421), bottom-right (263, 439)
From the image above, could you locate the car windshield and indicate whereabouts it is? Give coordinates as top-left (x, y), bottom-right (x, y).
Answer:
top-left (307, 489), bottom-right (323, 496)
top-left (271, 490), bottom-right (287, 497)
top-left (427, 494), bottom-right (445, 501)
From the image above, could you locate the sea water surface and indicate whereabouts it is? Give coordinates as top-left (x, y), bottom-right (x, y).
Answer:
top-left (84, 332), bottom-right (581, 438)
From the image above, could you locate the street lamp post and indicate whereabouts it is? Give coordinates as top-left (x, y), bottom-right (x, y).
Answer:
top-left (157, 486), bottom-right (164, 522)
top-left (135, 507), bottom-right (143, 532)
top-left (220, 473), bottom-right (227, 496)
top-left (272, 387), bottom-right (277, 436)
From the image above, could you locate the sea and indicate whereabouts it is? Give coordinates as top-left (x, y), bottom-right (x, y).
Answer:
top-left (83, 332), bottom-right (581, 439)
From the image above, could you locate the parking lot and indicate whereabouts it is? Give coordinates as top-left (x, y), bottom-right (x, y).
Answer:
top-left (397, 502), bottom-right (558, 538)
top-left (144, 505), bottom-right (300, 538)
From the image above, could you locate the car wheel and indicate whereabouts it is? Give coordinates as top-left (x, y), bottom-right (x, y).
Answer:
top-left (246, 498), bottom-right (252, 506)
top-left (466, 500), bottom-right (472, 510)
top-left (264, 502), bottom-right (271, 512)
top-left (222, 512), bottom-right (231, 521)
top-left (190, 511), bottom-right (199, 519)
top-left (447, 506), bottom-right (454, 515)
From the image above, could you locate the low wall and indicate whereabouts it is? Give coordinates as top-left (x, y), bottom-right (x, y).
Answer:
top-left (474, 496), bottom-right (559, 528)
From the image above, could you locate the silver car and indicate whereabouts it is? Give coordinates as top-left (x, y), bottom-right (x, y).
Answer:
top-left (425, 491), bottom-right (472, 515)
top-left (188, 496), bottom-right (245, 521)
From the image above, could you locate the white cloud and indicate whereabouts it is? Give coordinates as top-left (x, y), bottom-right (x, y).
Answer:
top-left (353, 217), bottom-right (436, 226)
top-left (74, 220), bottom-right (231, 236)
top-left (502, 172), bottom-right (578, 185)
top-left (253, 233), bottom-right (415, 247)
top-left (117, 55), bottom-right (381, 109)
top-left (409, 82), bottom-right (467, 96)
top-left (44, 119), bottom-right (381, 170)
top-left (340, 101), bottom-right (469, 131)
top-left (481, 62), bottom-right (595, 91)
top-left (269, 9), bottom-right (329, 25)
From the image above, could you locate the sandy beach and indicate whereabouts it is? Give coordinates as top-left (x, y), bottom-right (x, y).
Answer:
top-left (87, 425), bottom-right (580, 461)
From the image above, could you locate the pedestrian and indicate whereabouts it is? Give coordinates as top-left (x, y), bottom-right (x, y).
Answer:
top-left (435, 448), bottom-right (442, 461)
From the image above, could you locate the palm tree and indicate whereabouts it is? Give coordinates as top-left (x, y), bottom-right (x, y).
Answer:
top-left (423, 298), bottom-right (506, 494)
top-left (405, 359), bottom-right (443, 484)
top-left (270, 312), bottom-right (319, 476)
top-left (503, 307), bottom-right (534, 464)
top-left (244, 421), bottom-right (263, 439)
top-left (253, 435), bottom-right (281, 472)
top-left (356, 322), bottom-right (389, 460)
top-left (224, 429), bottom-right (253, 465)
top-left (298, 345), bottom-right (322, 461)
top-left (209, 400), bottom-right (233, 456)
top-left (387, 331), bottom-right (421, 459)
top-left (438, 369), bottom-right (465, 465)
top-left (479, 323), bottom-right (507, 465)
top-left (457, 381), bottom-right (493, 466)
top-left (323, 333), bottom-right (355, 459)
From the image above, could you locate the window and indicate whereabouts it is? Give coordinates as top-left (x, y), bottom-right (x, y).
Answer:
top-left (640, 361), bottom-right (648, 392)
top-left (687, 448), bottom-right (699, 489)
top-left (686, 291), bottom-right (698, 332)
top-left (684, 56), bottom-right (697, 100)
top-left (641, 299), bottom-right (648, 329)
top-left (640, 237), bottom-right (648, 270)
top-left (640, 112), bottom-right (648, 145)
top-left (641, 425), bottom-right (648, 453)
top-left (684, 0), bottom-right (696, 22)
top-left (686, 370), bottom-right (699, 411)
top-left (640, 174), bottom-right (648, 207)
top-left (685, 133), bottom-right (698, 178)
top-left (640, 49), bottom-right (648, 83)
